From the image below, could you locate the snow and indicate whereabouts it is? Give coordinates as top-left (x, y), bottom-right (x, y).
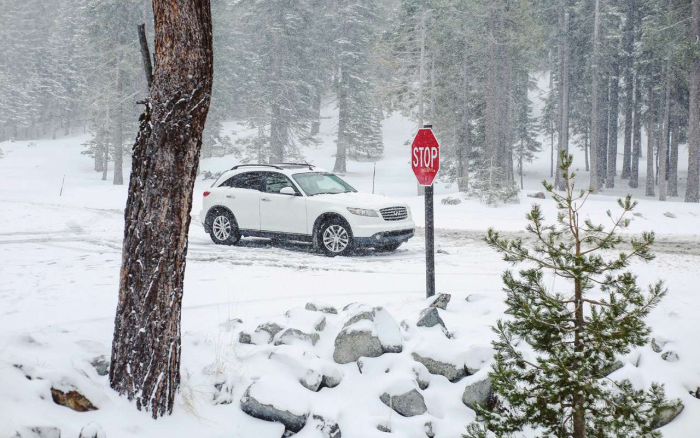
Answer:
top-left (1, 100), bottom-right (700, 437)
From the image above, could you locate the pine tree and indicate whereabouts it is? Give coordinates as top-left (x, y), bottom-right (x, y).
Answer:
top-left (467, 152), bottom-right (678, 438)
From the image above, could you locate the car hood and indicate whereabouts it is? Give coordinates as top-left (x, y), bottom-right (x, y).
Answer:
top-left (310, 192), bottom-right (408, 209)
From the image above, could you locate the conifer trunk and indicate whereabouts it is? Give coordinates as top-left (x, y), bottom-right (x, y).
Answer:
top-left (589, 0), bottom-right (601, 192)
top-left (686, 0), bottom-right (700, 202)
top-left (669, 110), bottom-right (679, 197)
top-left (607, 53), bottom-right (620, 187)
top-left (109, 0), bottom-right (213, 419)
top-left (333, 68), bottom-right (349, 174)
top-left (555, 3), bottom-right (570, 191)
top-left (113, 53), bottom-right (124, 186)
top-left (645, 86), bottom-right (655, 197)
top-left (621, 0), bottom-right (635, 180)
top-left (659, 59), bottom-right (671, 200)
top-left (572, 216), bottom-right (586, 438)
top-left (629, 70), bottom-right (641, 188)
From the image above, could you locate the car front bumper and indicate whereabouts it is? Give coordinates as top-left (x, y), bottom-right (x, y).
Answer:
top-left (354, 228), bottom-right (415, 247)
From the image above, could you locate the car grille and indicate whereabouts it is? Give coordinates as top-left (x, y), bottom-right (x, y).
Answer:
top-left (380, 206), bottom-right (408, 221)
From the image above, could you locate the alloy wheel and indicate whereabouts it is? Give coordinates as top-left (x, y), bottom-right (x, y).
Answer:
top-left (212, 215), bottom-right (231, 241)
top-left (322, 224), bottom-right (349, 253)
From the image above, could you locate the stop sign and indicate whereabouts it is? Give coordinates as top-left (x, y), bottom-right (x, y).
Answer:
top-left (411, 127), bottom-right (440, 186)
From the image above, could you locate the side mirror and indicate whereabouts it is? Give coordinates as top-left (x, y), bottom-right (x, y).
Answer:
top-left (280, 187), bottom-right (296, 196)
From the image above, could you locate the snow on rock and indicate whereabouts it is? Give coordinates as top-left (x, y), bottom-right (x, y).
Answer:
top-left (652, 400), bottom-right (685, 429)
top-left (255, 321), bottom-right (285, 343)
top-left (462, 374), bottom-right (493, 410)
top-left (78, 422), bottom-right (106, 438)
top-left (305, 302), bottom-right (338, 315)
top-left (601, 359), bottom-right (624, 376)
top-left (410, 338), bottom-right (491, 383)
top-left (295, 414), bottom-right (342, 438)
top-left (379, 381), bottom-right (427, 417)
top-left (662, 351), bottom-right (680, 362)
top-left (333, 306), bottom-right (402, 364)
top-left (89, 355), bottom-right (109, 377)
top-left (275, 328), bottom-right (321, 347)
top-left (240, 379), bottom-right (310, 433)
top-left (427, 293), bottom-right (451, 310)
top-left (416, 307), bottom-right (449, 337)
top-left (11, 427), bottom-right (61, 438)
top-left (286, 307), bottom-right (327, 332)
top-left (269, 349), bottom-right (343, 392)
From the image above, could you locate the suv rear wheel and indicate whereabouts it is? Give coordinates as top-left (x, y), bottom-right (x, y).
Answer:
top-left (209, 210), bottom-right (241, 245)
top-left (318, 218), bottom-right (353, 257)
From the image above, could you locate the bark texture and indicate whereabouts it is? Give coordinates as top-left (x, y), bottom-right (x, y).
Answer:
top-left (109, 0), bottom-right (214, 419)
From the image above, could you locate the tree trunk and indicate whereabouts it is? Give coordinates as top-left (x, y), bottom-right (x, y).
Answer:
top-left (621, 0), bottom-right (635, 180)
top-left (589, 0), bottom-right (601, 192)
top-left (270, 103), bottom-right (287, 163)
top-left (687, 0), bottom-right (700, 202)
top-left (113, 51), bottom-right (124, 186)
top-left (417, 11), bottom-right (426, 196)
top-left (629, 70), bottom-right (641, 188)
top-left (669, 106), bottom-right (679, 197)
top-left (109, 0), bottom-right (213, 420)
top-left (555, 5), bottom-right (570, 191)
top-left (607, 52), bottom-right (621, 187)
top-left (102, 109), bottom-right (110, 182)
top-left (310, 85), bottom-right (322, 136)
top-left (584, 124), bottom-right (590, 172)
top-left (333, 68), bottom-right (349, 174)
top-left (457, 55), bottom-right (471, 192)
top-left (599, 73), bottom-right (610, 188)
top-left (659, 58), bottom-right (671, 200)
top-left (645, 85), bottom-right (656, 196)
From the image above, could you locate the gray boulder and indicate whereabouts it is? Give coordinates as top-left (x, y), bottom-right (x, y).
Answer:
top-left (428, 293), bottom-right (451, 310)
top-left (416, 308), bottom-right (449, 337)
top-left (413, 365), bottom-right (431, 390)
top-left (333, 322), bottom-right (384, 364)
top-left (305, 302), bottom-right (338, 314)
top-left (238, 331), bottom-right (252, 344)
top-left (652, 400), bottom-right (684, 429)
top-left (424, 421), bottom-right (435, 438)
top-left (333, 306), bottom-right (402, 364)
top-left (51, 387), bottom-right (97, 412)
top-left (462, 377), bottom-right (493, 410)
top-left (601, 360), bottom-right (624, 376)
top-left (274, 328), bottom-right (320, 346)
top-left (240, 383), bottom-right (308, 433)
top-left (527, 192), bottom-right (546, 199)
top-left (380, 388), bottom-right (427, 417)
top-left (411, 351), bottom-right (471, 383)
top-left (651, 338), bottom-right (664, 353)
top-left (255, 322), bottom-right (284, 342)
top-left (89, 355), bottom-right (109, 377)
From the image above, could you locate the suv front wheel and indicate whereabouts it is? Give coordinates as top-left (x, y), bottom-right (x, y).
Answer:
top-left (318, 218), bottom-right (353, 257)
top-left (208, 210), bottom-right (241, 246)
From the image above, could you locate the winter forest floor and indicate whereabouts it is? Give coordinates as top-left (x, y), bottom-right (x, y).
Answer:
top-left (1, 95), bottom-right (700, 437)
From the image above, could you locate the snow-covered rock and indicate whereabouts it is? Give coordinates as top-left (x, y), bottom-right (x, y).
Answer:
top-left (295, 414), bottom-right (342, 438)
top-left (462, 376), bottom-right (493, 410)
top-left (305, 302), bottom-right (338, 315)
top-left (413, 364), bottom-right (431, 390)
top-left (270, 350), bottom-right (343, 392)
top-left (240, 380), bottom-right (310, 433)
top-left (380, 385), bottom-right (427, 417)
top-left (255, 321), bottom-right (285, 342)
top-left (428, 293), bottom-right (451, 310)
top-left (286, 307), bottom-right (327, 332)
top-left (411, 340), bottom-right (489, 383)
top-left (416, 308), bottom-right (449, 337)
top-left (333, 320), bottom-right (384, 364)
top-left (601, 360), bottom-right (624, 376)
top-left (333, 306), bottom-right (402, 364)
top-left (79, 422), bottom-right (106, 438)
top-left (11, 427), bottom-right (61, 438)
top-left (89, 355), bottom-right (109, 377)
top-left (661, 351), bottom-right (679, 362)
top-left (274, 328), bottom-right (321, 347)
top-left (652, 400), bottom-right (684, 429)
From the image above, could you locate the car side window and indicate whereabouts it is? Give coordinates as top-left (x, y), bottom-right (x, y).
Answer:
top-left (264, 172), bottom-right (299, 195)
top-left (220, 172), bottom-right (263, 190)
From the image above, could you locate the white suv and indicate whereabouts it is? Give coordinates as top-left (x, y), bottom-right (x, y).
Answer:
top-left (200, 164), bottom-right (415, 256)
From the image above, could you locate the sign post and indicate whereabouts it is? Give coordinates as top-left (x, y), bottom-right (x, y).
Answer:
top-left (411, 125), bottom-right (440, 298)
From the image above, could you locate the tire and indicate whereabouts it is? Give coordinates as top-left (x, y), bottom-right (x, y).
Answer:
top-left (317, 218), bottom-right (354, 257)
top-left (376, 241), bottom-right (402, 252)
top-left (208, 209), bottom-right (241, 245)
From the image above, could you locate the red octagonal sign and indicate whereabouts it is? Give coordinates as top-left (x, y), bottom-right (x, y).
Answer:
top-left (411, 127), bottom-right (440, 186)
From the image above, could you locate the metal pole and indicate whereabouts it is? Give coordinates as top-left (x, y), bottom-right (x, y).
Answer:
top-left (425, 183), bottom-right (435, 297)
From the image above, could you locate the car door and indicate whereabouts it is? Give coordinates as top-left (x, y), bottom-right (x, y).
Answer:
top-left (219, 171), bottom-right (263, 231)
top-left (260, 172), bottom-right (308, 235)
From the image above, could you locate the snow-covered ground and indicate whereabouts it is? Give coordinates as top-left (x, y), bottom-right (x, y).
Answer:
top-left (1, 101), bottom-right (699, 437)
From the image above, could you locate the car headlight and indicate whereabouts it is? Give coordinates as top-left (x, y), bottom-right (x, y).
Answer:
top-left (347, 207), bottom-right (379, 217)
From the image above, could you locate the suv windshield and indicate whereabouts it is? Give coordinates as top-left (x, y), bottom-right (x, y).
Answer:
top-left (292, 172), bottom-right (357, 196)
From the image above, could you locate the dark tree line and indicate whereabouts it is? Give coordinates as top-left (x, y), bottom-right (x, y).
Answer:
top-left (1, 0), bottom-right (699, 201)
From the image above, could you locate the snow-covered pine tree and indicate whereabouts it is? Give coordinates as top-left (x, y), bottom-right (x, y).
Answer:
top-left (513, 68), bottom-right (541, 190)
top-left (469, 157), bottom-right (519, 206)
top-left (466, 152), bottom-right (678, 438)
top-left (332, 0), bottom-right (384, 173)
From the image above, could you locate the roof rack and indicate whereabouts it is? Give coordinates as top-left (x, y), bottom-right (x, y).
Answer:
top-left (230, 164), bottom-right (283, 170)
top-left (276, 162), bottom-right (316, 170)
